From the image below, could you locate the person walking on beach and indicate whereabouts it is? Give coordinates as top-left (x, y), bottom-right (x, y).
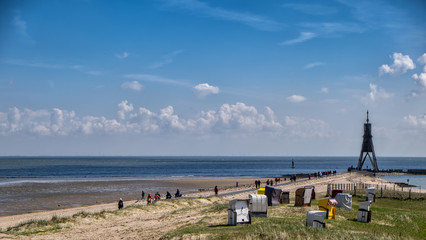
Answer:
top-left (141, 191), bottom-right (145, 199)
top-left (266, 179), bottom-right (270, 186)
top-left (147, 194), bottom-right (152, 204)
top-left (214, 185), bottom-right (218, 195)
top-left (118, 198), bottom-right (123, 209)
top-left (255, 180), bottom-right (258, 188)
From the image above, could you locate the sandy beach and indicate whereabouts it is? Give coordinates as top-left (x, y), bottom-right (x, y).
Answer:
top-left (1, 171), bottom-right (414, 240)
top-left (0, 177), bottom-right (270, 217)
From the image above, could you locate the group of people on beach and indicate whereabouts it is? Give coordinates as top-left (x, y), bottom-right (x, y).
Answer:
top-left (118, 171), bottom-right (338, 209)
top-left (142, 189), bottom-right (182, 205)
top-left (255, 178), bottom-right (281, 188)
top-left (118, 189), bottom-right (183, 209)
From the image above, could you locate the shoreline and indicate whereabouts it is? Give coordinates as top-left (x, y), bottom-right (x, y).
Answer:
top-left (1, 171), bottom-right (413, 231)
top-left (0, 173), bottom-right (319, 217)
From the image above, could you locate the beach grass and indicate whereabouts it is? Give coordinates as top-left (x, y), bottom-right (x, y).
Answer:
top-left (4, 215), bottom-right (70, 236)
top-left (2, 191), bottom-right (425, 239)
top-left (161, 195), bottom-right (426, 240)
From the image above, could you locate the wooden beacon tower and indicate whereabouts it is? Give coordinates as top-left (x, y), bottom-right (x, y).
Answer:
top-left (357, 111), bottom-right (379, 172)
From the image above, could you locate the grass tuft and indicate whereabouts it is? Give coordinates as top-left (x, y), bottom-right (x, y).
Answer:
top-left (202, 202), bottom-right (228, 213)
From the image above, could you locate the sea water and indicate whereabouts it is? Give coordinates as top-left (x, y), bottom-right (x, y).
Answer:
top-left (1, 156), bottom-right (425, 180)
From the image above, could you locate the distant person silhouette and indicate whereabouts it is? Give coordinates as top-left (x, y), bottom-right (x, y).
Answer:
top-left (118, 198), bottom-right (123, 209)
top-left (175, 189), bottom-right (181, 198)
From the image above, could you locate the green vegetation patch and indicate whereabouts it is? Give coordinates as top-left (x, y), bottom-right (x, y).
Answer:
top-left (162, 195), bottom-right (426, 240)
top-left (4, 215), bottom-right (71, 236)
top-left (202, 202), bottom-right (228, 213)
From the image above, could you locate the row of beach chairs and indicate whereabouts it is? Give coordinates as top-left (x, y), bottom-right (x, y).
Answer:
top-left (228, 185), bottom-right (376, 227)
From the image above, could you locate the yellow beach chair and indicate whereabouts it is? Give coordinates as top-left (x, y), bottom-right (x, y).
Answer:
top-left (257, 187), bottom-right (265, 195)
top-left (318, 199), bottom-right (336, 219)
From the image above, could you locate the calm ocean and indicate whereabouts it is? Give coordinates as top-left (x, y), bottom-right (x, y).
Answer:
top-left (1, 156), bottom-right (425, 180)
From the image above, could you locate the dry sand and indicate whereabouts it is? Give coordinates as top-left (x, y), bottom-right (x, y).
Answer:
top-left (0, 172), bottom-right (411, 240)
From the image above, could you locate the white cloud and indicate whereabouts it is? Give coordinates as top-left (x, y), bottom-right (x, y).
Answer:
top-left (117, 100), bottom-right (134, 120)
top-left (379, 53), bottom-right (415, 76)
top-left (284, 116), bottom-right (331, 138)
top-left (403, 114), bottom-right (426, 135)
top-left (305, 62), bottom-right (325, 69)
top-left (1, 59), bottom-right (62, 69)
top-left (165, 0), bottom-right (282, 31)
top-left (211, 103), bottom-right (282, 132)
top-left (13, 13), bottom-right (34, 42)
top-left (411, 60), bottom-right (426, 92)
top-left (418, 53), bottom-right (426, 65)
top-left (123, 74), bottom-right (190, 87)
top-left (287, 95), bottom-right (307, 103)
top-left (280, 32), bottom-right (316, 45)
top-left (121, 81), bottom-right (144, 91)
top-left (412, 71), bottom-right (426, 90)
top-left (193, 83), bottom-right (220, 98)
top-left (2, 60), bottom-right (102, 77)
top-left (409, 54), bottom-right (426, 96)
top-left (148, 50), bottom-right (184, 69)
top-left (403, 114), bottom-right (426, 127)
top-left (368, 83), bottom-right (393, 102)
top-left (116, 52), bottom-right (129, 59)
top-left (302, 22), bottom-right (363, 35)
top-left (321, 87), bottom-right (329, 93)
top-left (0, 102), bottom-right (283, 136)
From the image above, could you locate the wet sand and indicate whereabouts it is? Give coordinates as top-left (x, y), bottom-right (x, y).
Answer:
top-left (0, 177), bottom-right (269, 217)
top-left (0, 171), bottom-right (398, 233)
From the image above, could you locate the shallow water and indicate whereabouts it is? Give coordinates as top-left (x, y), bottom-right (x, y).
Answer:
top-left (380, 174), bottom-right (426, 189)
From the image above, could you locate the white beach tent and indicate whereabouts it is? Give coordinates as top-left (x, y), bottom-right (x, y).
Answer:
top-left (306, 211), bottom-right (327, 228)
top-left (357, 201), bottom-right (372, 223)
top-left (265, 185), bottom-right (282, 206)
top-left (335, 193), bottom-right (352, 210)
top-left (358, 201), bottom-right (371, 211)
top-left (228, 199), bottom-right (251, 226)
top-left (249, 194), bottom-right (267, 217)
top-left (366, 188), bottom-right (376, 202)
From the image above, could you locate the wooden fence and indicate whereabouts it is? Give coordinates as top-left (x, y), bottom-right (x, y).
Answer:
top-left (326, 183), bottom-right (424, 200)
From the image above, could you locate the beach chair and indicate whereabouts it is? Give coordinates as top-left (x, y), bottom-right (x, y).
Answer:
top-left (228, 199), bottom-right (251, 226)
top-left (335, 193), bottom-right (352, 210)
top-left (257, 187), bottom-right (265, 195)
top-left (366, 188), bottom-right (376, 202)
top-left (306, 211), bottom-right (327, 228)
top-left (249, 194), bottom-right (267, 217)
top-left (318, 199), bottom-right (337, 219)
top-left (357, 201), bottom-right (372, 223)
top-left (331, 189), bottom-right (343, 198)
top-left (294, 188), bottom-right (305, 207)
top-left (280, 191), bottom-right (290, 204)
top-left (265, 186), bottom-right (282, 206)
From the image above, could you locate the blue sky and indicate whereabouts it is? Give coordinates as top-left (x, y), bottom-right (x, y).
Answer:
top-left (0, 0), bottom-right (425, 156)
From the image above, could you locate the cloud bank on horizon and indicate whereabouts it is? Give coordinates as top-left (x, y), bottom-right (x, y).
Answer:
top-left (0, 0), bottom-right (425, 156)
